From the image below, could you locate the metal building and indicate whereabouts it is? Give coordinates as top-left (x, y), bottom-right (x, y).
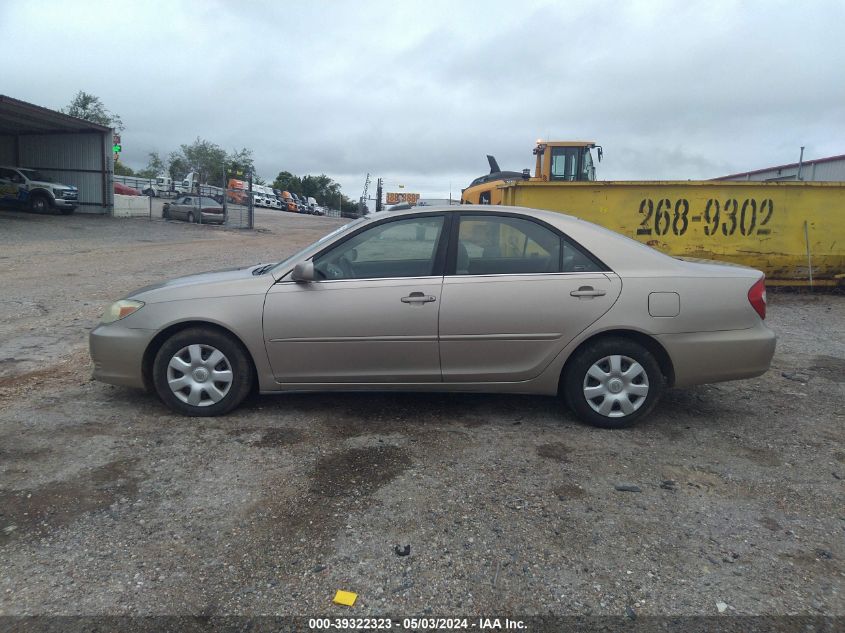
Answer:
top-left (714, 153), bottom-right (845, 182)
top-left (0, 94), bottom-right (114, 214)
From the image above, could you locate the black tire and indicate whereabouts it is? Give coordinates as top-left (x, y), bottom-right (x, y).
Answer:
top-left (187, 211), bottom-right (196, 223)
top-left (162, 206), bottom-right (170, 220)
top-left (30, 194), bottom-right (50, 213)
top-left (562, 337), bottom-right (664, 429)
top-left (152, 327), bottom-right (253, 417)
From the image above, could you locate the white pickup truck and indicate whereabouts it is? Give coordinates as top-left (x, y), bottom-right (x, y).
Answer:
top-left (0, 166), bottom-right (78, 214)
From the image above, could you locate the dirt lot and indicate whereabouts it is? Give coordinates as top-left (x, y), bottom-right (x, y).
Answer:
top-left (0, 208), bottom-right (843, 618)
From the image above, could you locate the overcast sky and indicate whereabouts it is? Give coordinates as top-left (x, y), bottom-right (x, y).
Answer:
top-left (3, 0), bottom-right (843, 199)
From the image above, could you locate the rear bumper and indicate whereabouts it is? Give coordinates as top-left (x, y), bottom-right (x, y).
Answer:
top-left (200, 212), bottom-right (225, 224)
top-left (89, 324), bottom-right (156, 389)
top-left (657, 321), bottom-right (776, 388)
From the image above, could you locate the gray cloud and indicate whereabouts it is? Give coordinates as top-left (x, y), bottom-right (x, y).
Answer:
top-left (2, 0), bottom-right (842, 198)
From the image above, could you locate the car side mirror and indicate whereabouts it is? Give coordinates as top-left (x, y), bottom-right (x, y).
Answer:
top-left (291, 261), bottom-right (315, 282)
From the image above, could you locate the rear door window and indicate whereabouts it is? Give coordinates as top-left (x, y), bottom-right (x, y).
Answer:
top-left (455, 215), bottom-right (561, 275)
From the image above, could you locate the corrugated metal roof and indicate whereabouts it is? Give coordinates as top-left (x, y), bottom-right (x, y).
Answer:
top-left (0, 94), bottom-right (112, 135)
top-left (713, 153), bottom-right (845, 181)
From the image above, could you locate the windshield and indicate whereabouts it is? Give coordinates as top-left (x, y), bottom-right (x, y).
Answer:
top-left (19, 169), bottom-right (50, 182)
top-left (269, 217), bottom-right (367, 275)
top-left (582, 149), bottom-right (595, 181)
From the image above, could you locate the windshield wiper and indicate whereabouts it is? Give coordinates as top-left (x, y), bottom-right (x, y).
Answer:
top-left (252, 263), bottom-right (275, 276)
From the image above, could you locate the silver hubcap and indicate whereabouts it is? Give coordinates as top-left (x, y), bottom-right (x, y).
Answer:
top-left (583, 354), bottom-right (649, 418)
top-left (166, 344), bottom-right (233, 407)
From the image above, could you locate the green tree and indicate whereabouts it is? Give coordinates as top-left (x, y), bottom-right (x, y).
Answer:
top-left (176, 137), bottom-right (228, 186)
top-left (166, 138), bottom-right (256, 187)
top-left (273, 171), bottom-right (302, 196)
top-left (62, 91), bottom-right (124, 131)
top-left (114, 160), bottom-right (134, 176)
top-left (272, 170), bottom-right (357, 210)
top-left (136, 152), bottom-right (166, 179)
top-left (167, 151), bottom-right (189, 180)
top-left (227, 147), bottom-right (254, 179)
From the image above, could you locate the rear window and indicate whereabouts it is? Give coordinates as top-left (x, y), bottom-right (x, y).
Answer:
top-left (455, 214), bottom-right (606, 275)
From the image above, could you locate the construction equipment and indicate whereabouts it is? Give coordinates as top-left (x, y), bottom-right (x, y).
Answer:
top-left (461, 141), bottom-right (844, 286)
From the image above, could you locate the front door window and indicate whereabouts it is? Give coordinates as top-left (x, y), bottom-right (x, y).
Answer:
top-left (313, 216), bottom-right (445, 280)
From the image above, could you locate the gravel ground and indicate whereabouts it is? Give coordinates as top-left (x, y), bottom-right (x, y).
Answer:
top-left (0, 208), bottom-right (843, 618)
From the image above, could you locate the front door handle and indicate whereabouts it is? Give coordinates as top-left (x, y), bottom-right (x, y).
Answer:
top-left (401, 292), bottom-right (437, 304)
top-left (570, 286), bottom-right (607, 298)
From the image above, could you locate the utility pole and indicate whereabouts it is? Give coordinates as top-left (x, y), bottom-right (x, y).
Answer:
top-left (797, 146), bottom-right (805, 181)
top-left (359, 173), bottom-right (371, 216)
top-left (247, 170), bottom-right (254, 229)
top-left (222, 165), bottom-right (228, 224)
top-left (375, 178), bottom-right (383, 212)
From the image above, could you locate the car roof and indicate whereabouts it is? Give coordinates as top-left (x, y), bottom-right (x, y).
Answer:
top-left (368, 204), bottom-right (581, 227)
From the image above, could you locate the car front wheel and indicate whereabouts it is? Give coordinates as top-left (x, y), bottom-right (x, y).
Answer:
top-left (152, 327), bottom-right (253, 416)
top-left (563, 337), bottom-right (664, 429)
top-left (30, 194), bottom-right (50, 213)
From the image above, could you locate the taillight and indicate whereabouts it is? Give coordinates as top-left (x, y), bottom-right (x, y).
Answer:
top-left (748, 276), bottom-right (766, 319)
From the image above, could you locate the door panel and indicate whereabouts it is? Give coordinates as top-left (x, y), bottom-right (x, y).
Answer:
top-left (264, 277), bottom-right (443, 383)
top-left (439, 273), bottom-right (621, 382)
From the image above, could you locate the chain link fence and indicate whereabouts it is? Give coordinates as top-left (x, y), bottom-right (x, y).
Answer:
top-left (114, 172), bottom-right (254, 228)
top-left (114, 169), bottom-right (352, 227)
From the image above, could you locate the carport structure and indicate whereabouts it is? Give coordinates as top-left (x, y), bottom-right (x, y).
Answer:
top-left (0, 94), bottom-right (114, 214)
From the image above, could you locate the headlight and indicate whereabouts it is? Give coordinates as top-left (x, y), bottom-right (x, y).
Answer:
top-left (101, 299), bottom-right (145, 324)
top-left (53, 188), bottom-right (65, 196)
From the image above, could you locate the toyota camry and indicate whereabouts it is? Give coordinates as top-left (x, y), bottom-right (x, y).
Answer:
top-left (89, 206), bottom-right (776, 428)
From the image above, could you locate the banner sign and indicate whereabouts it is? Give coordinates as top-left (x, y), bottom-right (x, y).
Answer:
top-left (386, 192), bottom-right (420, 204)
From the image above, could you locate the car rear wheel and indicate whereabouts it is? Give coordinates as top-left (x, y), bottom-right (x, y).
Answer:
top-left (152, 327), bottom-right (253, 416)
top-left (563, 337), bottom-right (664, 429)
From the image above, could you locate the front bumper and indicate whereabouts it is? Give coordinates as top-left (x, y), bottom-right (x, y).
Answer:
top-left (89, 323), bottom-right (156, 389)
top-left (53, 197), bottom-right (77, 209)
top-left (657, 321), bottom-right (777, 388)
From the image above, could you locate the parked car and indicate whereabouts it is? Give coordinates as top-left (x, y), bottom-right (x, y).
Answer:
top-left (114, 182), bottom-right (140, 196)
top-left (0, 166), bottom-right (78, 214)
top-left (90, 205), bottom-right (776, 427)
top-left (162, 195), bottom-right (225, 224)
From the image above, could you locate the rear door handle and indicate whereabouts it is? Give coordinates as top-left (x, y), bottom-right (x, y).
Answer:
top-left (401, 292), bottom-right (437, 304)
top-left (570, 286), bottom-right (607, 297)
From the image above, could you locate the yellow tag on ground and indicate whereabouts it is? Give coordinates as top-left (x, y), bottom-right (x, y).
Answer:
top-left (333, 590), bottom-right (357, 607)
